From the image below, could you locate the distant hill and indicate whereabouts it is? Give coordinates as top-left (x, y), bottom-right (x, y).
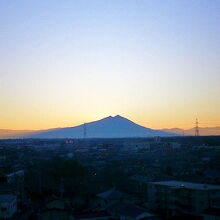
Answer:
top-left (0, 129), bottom-right (37, 139)
top-left (161, 127), bottom-right (220, 136)
top-left (28, 115), bottom-right (172, 139)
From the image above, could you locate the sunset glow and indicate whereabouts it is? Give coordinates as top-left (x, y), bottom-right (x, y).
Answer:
top-left (1, 0), bottom-right (220, 130)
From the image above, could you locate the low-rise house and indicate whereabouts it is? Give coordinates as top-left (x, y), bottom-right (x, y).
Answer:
top-left (130, 175), bottom-right (150, 200)
top-left (203, 208), bottom-right (220, 220)
top-left (96, 188), bottom-right (129, 209)
top-left (204, 170), bottom-right (220, 184)
top-left (45, 198), bottom-right (67, 210)
top-left (6, 170), bottom-right (24, 184)
top-left (107, 202), bottom-right (158, 220)
top-left (0, 194), bottom-right (17, 219)
top-left (75, 211), bottom-right (111, 220)
top-left (0, 183), bottom-right (16, 195)
top-left (38, 208), bottom-right (74, 220)
top-left (6, 170), bottom-right (25, 198)
top-left (169, 142), bottom-right (181, 149)
top-left (38, 198), bottom-right (73, 220)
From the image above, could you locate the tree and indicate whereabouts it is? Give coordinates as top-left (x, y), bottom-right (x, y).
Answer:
top-left (51, 158), bottom-right (84, 197)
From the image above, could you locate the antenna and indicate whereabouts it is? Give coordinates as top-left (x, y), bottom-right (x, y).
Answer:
top-left (83, 123), bottom-right (87, 139)
top-left (195, 118), bottom-right (199, 136)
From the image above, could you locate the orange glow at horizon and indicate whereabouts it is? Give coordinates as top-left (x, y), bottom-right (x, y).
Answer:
top-left (1, 110), bottom-right (220, 131)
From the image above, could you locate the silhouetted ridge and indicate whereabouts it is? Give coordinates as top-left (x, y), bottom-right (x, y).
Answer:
top-left (28, 115), bottom-right (173, 138)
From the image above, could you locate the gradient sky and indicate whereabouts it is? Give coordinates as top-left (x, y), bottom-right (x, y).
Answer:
top-left (0, 0), bottom-right (220, 130)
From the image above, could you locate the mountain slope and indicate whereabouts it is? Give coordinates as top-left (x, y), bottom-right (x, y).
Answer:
top-left (162, 127), bottom-right (220, 136)
top-left (1, 117), bottom-right (220, 139)
top-left (28, 115), bottom-right (173, 138)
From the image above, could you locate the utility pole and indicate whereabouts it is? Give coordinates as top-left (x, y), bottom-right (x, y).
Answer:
top-left (83, 123), bottom-right (87, 139)
top-left (195, 118), bottom-right (199, 136)
top-left (60, 178), bottom-right (64, 198)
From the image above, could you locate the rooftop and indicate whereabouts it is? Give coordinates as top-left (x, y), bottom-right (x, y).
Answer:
top-left (97, 188), bottom-right (127, 199)
top-left (0, 194), bottom-right (16, 203)
top-left (204, 208), bottom-right (220, 217)
top-left (6, 170), bottom-right (24, 178)
top-left (108, 202), bottom-right (154, 218)
top-left (149, 180), bottom-right (220, 190)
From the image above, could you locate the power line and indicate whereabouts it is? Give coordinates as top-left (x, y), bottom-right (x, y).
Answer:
top-left (83, 123), bottom-right (87, 139)
top-left (195, 118), bottom-right (200, 136)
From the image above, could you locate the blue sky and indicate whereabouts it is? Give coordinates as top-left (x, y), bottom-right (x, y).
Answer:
top-left (0, 0), bottom-right (220, 129)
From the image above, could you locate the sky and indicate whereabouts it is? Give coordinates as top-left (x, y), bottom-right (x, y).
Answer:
top-left (0, 0), bottom-right (220, 130)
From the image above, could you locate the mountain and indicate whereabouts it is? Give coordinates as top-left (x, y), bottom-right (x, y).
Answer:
top-left (161, 127), bottom-right (220, 136)
top-left (27, 115), bottom-right (173, 139)
top-left (160, 128), bottom-right (185, 135)
top-left (1, 117), bottom-right (220, 139)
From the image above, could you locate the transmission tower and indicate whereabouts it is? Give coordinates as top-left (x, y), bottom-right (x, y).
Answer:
top-left (83, 123), bottom-right (87, 139)
top-left (195, 118), bottom-right (199, 136)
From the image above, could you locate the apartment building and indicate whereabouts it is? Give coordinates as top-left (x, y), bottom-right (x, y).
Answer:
top-left (147, 180), bottom-right (220, 218)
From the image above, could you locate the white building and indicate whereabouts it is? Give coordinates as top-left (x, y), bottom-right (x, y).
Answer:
top-left (0, 194), bottom-right (17, 219)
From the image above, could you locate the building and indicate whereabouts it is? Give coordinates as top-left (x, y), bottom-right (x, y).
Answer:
top-left (75, 211), bottom-right (111, 220)
top-left (6, 170), bottom-right (24, 185)
top-left (108, 202), bottom-right (158, 220)
top-left (147, 180), bottom-right (220, 218)
top-left (203, 208), bottom-right (220, 220)
top-left (95, 188), bottom-right (129, 210)
top-left (170, 142), bottom-right (181, 149)
top-left (6, 170), bottom-right (24, 198)
top-left (0, 194), bottom-right (17, 219)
